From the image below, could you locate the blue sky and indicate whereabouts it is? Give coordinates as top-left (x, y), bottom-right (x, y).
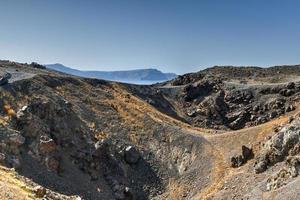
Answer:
top-left (0, 0), bottom-right (300, 74)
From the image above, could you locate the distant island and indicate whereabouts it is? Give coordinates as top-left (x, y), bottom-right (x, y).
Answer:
top-left (45, 63), bottom-right (177, 84)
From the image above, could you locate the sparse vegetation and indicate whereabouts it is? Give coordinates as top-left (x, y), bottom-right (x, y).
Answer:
top-left (1, 61), bottom-right (300, 199)
top-left (167, 179), bottom-right (187, 200)
top-left (30, 62), bottom-right (46, 69)
top-left (95, 131), bottom-right (108, 141)
top-left (4, 105), bottom-right (16, 119)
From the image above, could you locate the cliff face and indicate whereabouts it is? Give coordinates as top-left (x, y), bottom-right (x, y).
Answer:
top-left (1, 61), bottom-right (300, 199)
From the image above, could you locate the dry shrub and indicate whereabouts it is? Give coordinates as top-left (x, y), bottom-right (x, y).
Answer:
top-left (110, 100), bottom-right (144, 129)
top-left (95, 132), bottom-right (108, 141)
top-left (3, 105), bottom-right (15, 119)
top-left (0, 117), bottom-right (8, 126)
top-left (7, 109), bottom-right (16, 119)
top-left (129, 132), bottom-right (139, 144)
top-left (167, 179), bottom-right (187, 200)
top-left (110, 102), bottom-right (119, 112)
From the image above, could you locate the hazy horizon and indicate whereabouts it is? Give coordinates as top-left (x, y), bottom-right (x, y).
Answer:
top-left (1, 0), bottom-right (300, 74)
top-left (45, 63), bottom-right (178, 74)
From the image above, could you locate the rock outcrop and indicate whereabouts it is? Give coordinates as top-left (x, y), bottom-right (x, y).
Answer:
top-left (0, 73), bottom-right (11, 85)
top-left (124, 146), bottom-right (140, 164)
top-left (231, 145), bottom-right (254, 168)
top-left (255, 118), bottom-right (300, 173)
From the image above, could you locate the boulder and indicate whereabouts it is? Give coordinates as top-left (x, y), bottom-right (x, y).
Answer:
top-left (285, 105), bottom-right (295, 113)
top-left (286, 156), bottom-right (300, 177)
top-left (256, 116), bottom-right (267, 124)
top-left (39, 136), bottom-right (57, 154)
top-left (0, 73), bottom-right (11, 86)
top-left (187, 110), bottom-right (196, 117)
top-left (271, 86), bottom-right (282, 94)
top-left (0, 153), bottom-right (5, 162)
top-left (273, 99), bottom-right (285, 109)
top-left (90, 171), bottom-right (99, 181)
top-left (269, 111), bottom-right (277, 119)
top-left (242, 145), bottom-right (254, 160)
top-left (10, 157), bottom-right (21, 169)
top-left (93, 139), bottom-right (110, 158)
top-left (254, 160), bottom-right (268, 174)
top-left (279, 89), bottom-right (294, 97)
top-left (228, 111), bottom-right (250, 130)
top-left (288, 116), bottom-right (294, 123)
top-left (124, 187), bottom-right (134, 200)
top-left (287, 82), bottom-right (295, 89)
top-left (250, 115), bottom-right (256, 121)
top-left (252, 105), bottom-right (260, 112)
top-left (8, 133), bottom-right (25, 146)
top-left (231, 145), bottom-right (254, 168)
top-left (266, 169), bottom-right (291, 191)
top-left (16, 105), bottom-right (28, 118)
top-left (45, 156), bottom-right (60, 172)
top-left (124, 146), bottom-right (140, 164)
top-left (231, 155), bottom-right (244, 168)
top-left (34, 186), bottom-right (46, 198)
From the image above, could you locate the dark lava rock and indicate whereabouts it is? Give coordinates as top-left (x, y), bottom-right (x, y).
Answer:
top-left (254, 160), bottom-right (268, 174)
top-left (225, 90), bottom-right (253, 104)
top-left (93, 139), bottom-right (112, 159)
top-left (287, 82), bottom-right (295, 89)
top-left (228, 111), bottom-right (250, 130)
top-left (124, 187), bottom-right (134, 200)
top-left (231, 155), bottom-right (244, 168)
top-left (242, 145), bottom-right (254, 160)
top-left (231, 145), bottom-right (254, 168)
top-left (124, 146), bottom-right (140, 164)
top-left (9, 157), bottom-right (21, 169)
top-left (187, 110), bottom-right (197, 117)
top-left (0, 153), bottom-right (5, 163)
top-left (8, 133), bottom-right (25, 147)
top-left (280, 89), bottom-right (294, 97)
top-left (45, 156), bottom-right (60, 172)
top-left (285, 105), bottom-right (295, 112)
top-left (0, 73), bottom-right (11, 85)
top-left (269, 111), bottom-right (278, 119)
top-left (253, 105), bottom-right (260, 112)
top-left (39, 135), bottom-right (57, 155)
top-left (256, 116), bottom-right (267, 125)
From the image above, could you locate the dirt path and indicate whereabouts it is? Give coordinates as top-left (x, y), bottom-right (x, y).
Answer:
top-left (190, 106), bottom-right (300, 200)
top-left (0, 69), bottom-right (36, 83)
top-left (7, 70), bottom-right (36, 83)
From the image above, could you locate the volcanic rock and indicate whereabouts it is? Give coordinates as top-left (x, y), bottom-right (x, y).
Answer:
top-left (124, 146), bottom-right (140, 164)
top-left (39, 135), bottom-right (57, 155)
top-left (34, 186), bottom-right (47, 198)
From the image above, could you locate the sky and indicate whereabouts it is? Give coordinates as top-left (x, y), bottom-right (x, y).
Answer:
top-left (1, 0), bottom-right (300, 74)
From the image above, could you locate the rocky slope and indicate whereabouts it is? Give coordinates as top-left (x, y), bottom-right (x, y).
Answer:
top-left (1, 61), bottom-right (300, 199)
top-left (152, 66), bottom-right (300, 130)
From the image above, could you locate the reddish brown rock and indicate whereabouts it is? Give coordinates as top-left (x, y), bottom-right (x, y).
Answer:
top-left (34, 186), bottom-right (46, 198)
top-left (39, 136), bottom-right (57, 155)
top-left (45, 156), bottom-right (60, 172)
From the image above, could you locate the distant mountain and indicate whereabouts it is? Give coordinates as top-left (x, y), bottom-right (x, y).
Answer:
top-left (45, 64), bottom-right (177, 84)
